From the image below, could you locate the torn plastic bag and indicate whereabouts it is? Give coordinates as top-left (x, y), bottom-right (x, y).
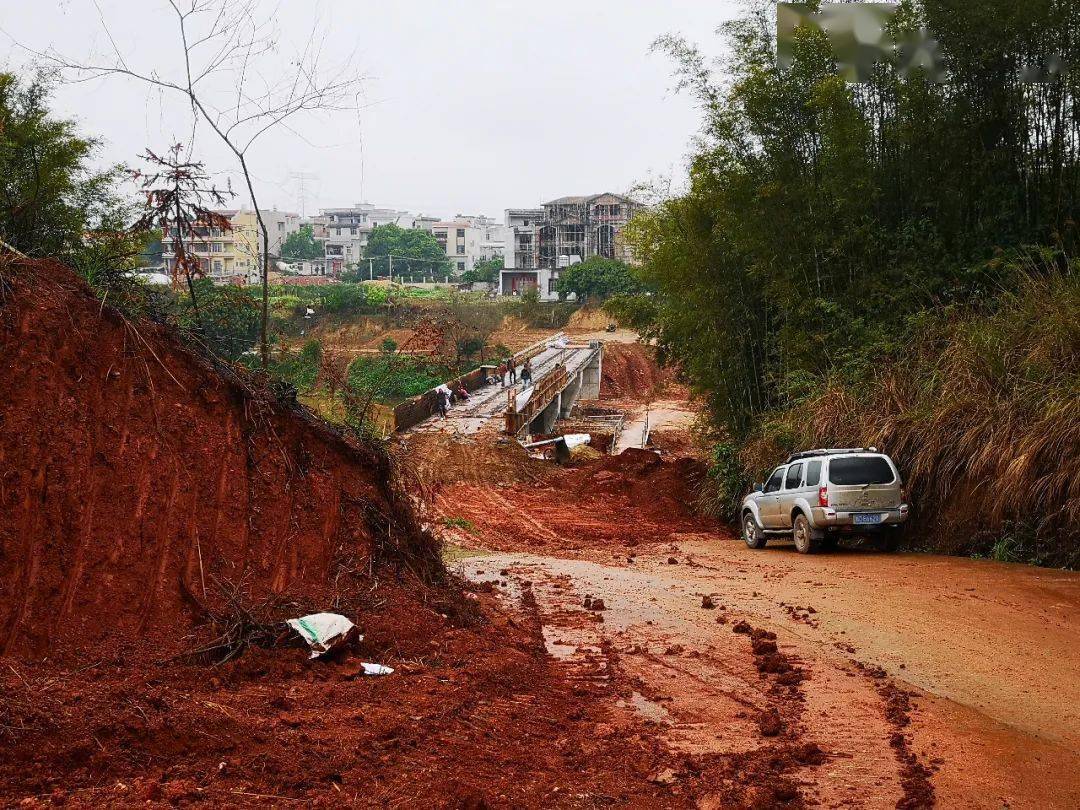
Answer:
top-left (360, 663), bottom-right (394, 676)
top-left (286, 613), bottom-right (358, 659)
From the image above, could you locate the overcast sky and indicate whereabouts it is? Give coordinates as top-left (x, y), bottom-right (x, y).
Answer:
top-left (0, 1), bottom-right (738, 220)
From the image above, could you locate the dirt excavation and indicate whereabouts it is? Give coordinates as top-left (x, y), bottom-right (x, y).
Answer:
top-left (3, 263), bottom-right (1080, 808)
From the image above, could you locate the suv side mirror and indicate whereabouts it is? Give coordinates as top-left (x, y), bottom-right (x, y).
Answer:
top-left (753, 483), bottom-right (764, 493)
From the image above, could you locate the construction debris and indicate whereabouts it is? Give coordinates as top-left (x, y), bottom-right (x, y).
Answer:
top-left (287, 613), bottom-right (358, 659)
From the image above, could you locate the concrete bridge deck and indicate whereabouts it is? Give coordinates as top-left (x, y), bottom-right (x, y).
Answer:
top-left (405, 337), bottom-right (602, 437)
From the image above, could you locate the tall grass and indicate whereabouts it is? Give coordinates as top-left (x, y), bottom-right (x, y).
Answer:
top-left (738, 264), bottom-right (1080, 567)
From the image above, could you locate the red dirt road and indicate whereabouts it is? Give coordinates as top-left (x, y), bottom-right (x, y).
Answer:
top-left (455, 539), bottom-right (1080, 808)
top-left (430, 347), bottom-right (1080, 808)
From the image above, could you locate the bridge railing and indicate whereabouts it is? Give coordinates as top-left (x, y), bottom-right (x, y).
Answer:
top-left (504, 364), bottom-right (568, 435)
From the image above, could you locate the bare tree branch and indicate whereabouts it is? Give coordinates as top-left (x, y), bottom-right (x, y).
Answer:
top-left (12, 0), bottom-right (366, 368)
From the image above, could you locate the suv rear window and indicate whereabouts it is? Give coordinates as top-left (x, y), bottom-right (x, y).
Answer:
top-left (828, 456), bottom-right (895, 485)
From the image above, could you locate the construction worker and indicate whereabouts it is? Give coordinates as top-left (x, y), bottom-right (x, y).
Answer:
top-left (521, 359), bottom-right (533, 388)
top-left (506, 357), bottom-right (517, 385)
top-left (434, 383), bottom-right (452, 419)
top-left (496, 361), bottom-right (508, 387)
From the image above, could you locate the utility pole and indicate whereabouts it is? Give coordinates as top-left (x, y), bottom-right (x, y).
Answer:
top-left (368, 257), bottom-right (373, 280)
top-left (287, 171), bottom-right (317, 218)
top-left (388, 254), bottom-right (393, 285)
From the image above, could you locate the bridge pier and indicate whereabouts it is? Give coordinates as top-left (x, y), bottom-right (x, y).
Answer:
top-left (531, 391), bottom-right (562, 434)
top-left (580, 341), bottom-right (602, 400)
top-left (560, 373), bottom-right (582, 417)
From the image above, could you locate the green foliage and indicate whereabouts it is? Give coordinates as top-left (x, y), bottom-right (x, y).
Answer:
top-left (632, 2), bottom-right (1080, 440)
top-left (442, 516), bottom-right (475, 533)
top-left (638, 4), bottom-right (1080, 565)
top-left (380, 337), bottom-right (398, 353)
top-left (0, 71), bottom-right (135, 274)
top-left (268, 339), bottom-right (323, 393)
top-left (346, 354), bottom-right (450, 403)
top-left (460, 256), bottom-right (502, 285)
top-left (181, 280), bottom-right (261, 361)
top-left (280, 224), bottom-right (324, 261)
top-left (700, 442), bottom-right (748, 522)
top-left (361, 223), bottom-right (451, 279)
top-left (556, 257), bottom-right (647, 302)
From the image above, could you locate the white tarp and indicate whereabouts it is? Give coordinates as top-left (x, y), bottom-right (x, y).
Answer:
top-left (286, 613), bottom-right (357, 659)
top-left (562, 433), bottom-right (591, 450)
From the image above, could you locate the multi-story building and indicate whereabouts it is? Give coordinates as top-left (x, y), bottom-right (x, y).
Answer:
top-left (162, 208), bottom-right (263, 285)
top-left (263, 209), bottom-right (301, 256)
top-left (431, 214), bottom-right (506, 275)
top-left (315, 204), bottom-right (434, 276)
top-left (499, 193), bottom-right (640, 299)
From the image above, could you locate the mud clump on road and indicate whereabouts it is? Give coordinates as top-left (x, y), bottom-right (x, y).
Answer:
top-left (854, 662), bottom-right (937, 809)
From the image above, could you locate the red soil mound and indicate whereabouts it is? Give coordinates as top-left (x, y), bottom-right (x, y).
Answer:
top-left (599, 342), bottom-right (678, 402)
top-left (577, 448), bottom-right (708, 522)
top-left (437, 447), bottom-right (718, 554)
top-left (0, 259), bottom-right (431, 660)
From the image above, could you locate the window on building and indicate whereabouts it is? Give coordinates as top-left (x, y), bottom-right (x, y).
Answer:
top-left (548, 278), bottom-right (557, 294)
top-left (213, 260), bottom-right (223, 273)
top-left (523, 219), bottom-right (530, 226)
top-left (277, 222), bottom-right (284, 231)
top-left (211, 242), bottom-right (223, 253)
top-left (457, 262), bottom-right (465, 272)
top-left (457, 228), bottom-right (465, 238)
top-left (456, 245), bottom-right (465, 254)
top-left (350, 228), bottom-right (357, 236)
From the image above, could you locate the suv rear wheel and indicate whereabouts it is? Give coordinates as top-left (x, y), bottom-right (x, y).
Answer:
top-left (793, 514), bottom-right (818, 554)
top-left (743, 512), bottom-right (767, 549)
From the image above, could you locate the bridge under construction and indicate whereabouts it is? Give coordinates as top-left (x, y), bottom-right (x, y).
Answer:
top-left (404, 332), bottom-right (603, 438)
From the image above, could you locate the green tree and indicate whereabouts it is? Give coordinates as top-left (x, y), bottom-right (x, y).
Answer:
top-left (460, 256), bottom-right (503, 284)
top-left (556, 256), bottom-right (646, 302)
top-left (626, 0), bottom-right (1080, 439)
top-left (280, 223), bottom-right (324, 260)
top-left (0, 72), bottom-right (131, 267)
top-left (360, 223), bottom-right (450, 281)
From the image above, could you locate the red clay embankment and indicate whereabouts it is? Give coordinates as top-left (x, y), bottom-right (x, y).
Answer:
top-left (0, 258), bottom-right (430, 660)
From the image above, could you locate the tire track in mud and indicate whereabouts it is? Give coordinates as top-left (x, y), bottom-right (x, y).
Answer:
top-left (489, 563), bottom-right (833, 807)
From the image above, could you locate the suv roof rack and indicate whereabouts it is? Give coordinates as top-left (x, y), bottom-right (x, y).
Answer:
top-left (785, 447), bottom-right (877, 463)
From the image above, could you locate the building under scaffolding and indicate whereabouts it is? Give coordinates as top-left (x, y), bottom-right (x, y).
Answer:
top-left (501, 192), bottom-right (640, 299)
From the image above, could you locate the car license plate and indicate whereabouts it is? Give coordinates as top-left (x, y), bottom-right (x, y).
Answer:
top-left (854, 513), bottom-right (884, 525)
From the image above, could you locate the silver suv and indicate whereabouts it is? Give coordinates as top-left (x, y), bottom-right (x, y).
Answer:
top-left (740, 448), bottom-right (909, 553)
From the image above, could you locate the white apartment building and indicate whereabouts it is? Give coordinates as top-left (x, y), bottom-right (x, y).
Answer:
top-left (315, 204), bottom-right (435, 276)
top-left (431, 214), bottom-right (506, 275)
top-left (263, 209), bottom-right (301, 256)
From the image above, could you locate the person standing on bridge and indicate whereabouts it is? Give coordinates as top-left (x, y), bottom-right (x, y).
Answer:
top-left (521, 359), bottom-right (533, 388)
top-left (435, 383), bottom-right (452, 419)
top-left (496, 360), bottom-right (508, 388)
top-left (506, 357), bottom-right (517, 385)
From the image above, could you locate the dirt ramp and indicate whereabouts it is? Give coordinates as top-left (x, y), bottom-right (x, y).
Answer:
top-left (599, 342), bottom-right (679, 401)
top-left (0, 259), bottom-right (432, 659)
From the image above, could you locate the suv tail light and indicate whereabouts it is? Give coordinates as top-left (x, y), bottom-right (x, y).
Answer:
top-left (818, 486), bottom-right (829, 507)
